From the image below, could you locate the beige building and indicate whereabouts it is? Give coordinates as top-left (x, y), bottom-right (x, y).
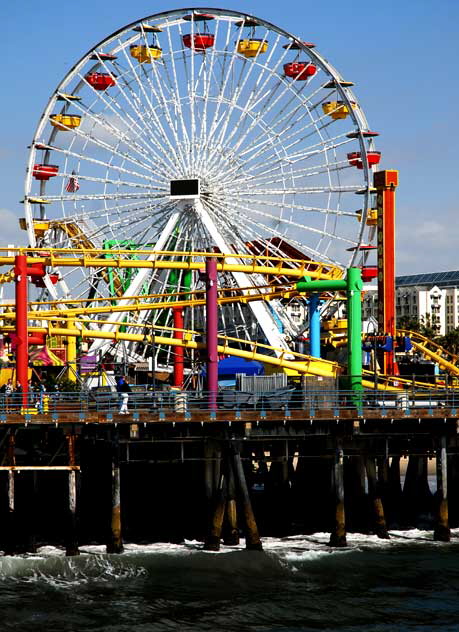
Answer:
top-left (362, 271), bottom-right (459, 335)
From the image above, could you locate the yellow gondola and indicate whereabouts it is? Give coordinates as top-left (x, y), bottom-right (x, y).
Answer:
top-left (130, 44), bottom-right (162, 63)
top-left (321, 101), bottom-right (356, 120)
top-left (355, 209), bottom-right (378, 226)
top-left (50, 114), bottom-right (81, 130)
top-left (237, 39), bottom-right (268, 58)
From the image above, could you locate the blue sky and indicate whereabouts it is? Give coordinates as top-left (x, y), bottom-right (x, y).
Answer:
top-left (2, 0), bottom-right (458, 274)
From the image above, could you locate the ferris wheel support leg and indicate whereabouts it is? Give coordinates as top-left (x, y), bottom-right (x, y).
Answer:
top-left (14, 255), bottom-right (29, 408)
top-left (308, 293), bottom-right (321, 358)
top-left (206, 258), bottom-right (218, 412)
top-left (87, 210), bottom-right (181, 359)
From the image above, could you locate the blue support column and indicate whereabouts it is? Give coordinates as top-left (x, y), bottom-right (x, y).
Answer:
top-left (309, 293), bottom-right (321, 358)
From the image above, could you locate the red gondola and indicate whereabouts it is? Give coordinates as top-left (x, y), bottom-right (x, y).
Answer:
top-left (361, 266), bottom-right (378, 282)
top-left (182, 33), bottom-right (215, 51)
top-left (347, 151), bottom-right (381, 169)
top-left (283, 61), bottom-right (317, 80)
top-left (85, 72), bottom-right (117, 91)
top-left (32, 164), bottom-right (59, 181)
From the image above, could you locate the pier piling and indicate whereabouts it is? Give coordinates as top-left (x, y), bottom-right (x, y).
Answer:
top-left (231, 443), bottom-right (262, 551)
top-left (329, 442), bottom-right (347, 547)
top-left (66, 433), bottom-right (80, 556)
top-left (365, 456), bottom-right (389, 539)
top-left (107, 434), bottom-right (123, 554)
top-left (434, 436), bottom-right (450, 542)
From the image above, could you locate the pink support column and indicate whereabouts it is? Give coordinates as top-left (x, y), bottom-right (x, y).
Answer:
top-left (14, 255), bottom-right (29, 408)
top-left (205, 258), bottom-right (218, 411)
top-left (173, 306), bottom-right (184, 389)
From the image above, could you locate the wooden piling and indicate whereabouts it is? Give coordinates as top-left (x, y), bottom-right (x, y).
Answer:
top-left (4, 433), bottom-right (16, 555)
top-left (365, 456), bottom-right (389, 539)
top-left (345, 455), bottom-right (367, 532)
top-left (107, 434), bottom-right (123, 554)
top-left (204, 470), bottom-right (227, 551)
top-left (66, 434), bottom-right (80, 556)
top-left (231, 443), bottom-right (262, 551)
top-left (329, 443), bottom-right (347, 547)
top-left (403, 455), bottom-right (433, 525)
top-left (434, 436), bottom-right (450, 542)
top-left (223, 457), bottom-right (239, 546)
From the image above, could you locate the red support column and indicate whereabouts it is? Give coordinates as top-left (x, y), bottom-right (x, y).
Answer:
top-left (173, 306), bottom-right (185, 389)
top-left (205, 258), bottom-right (218, 411)
top-left (14, 255), bottom-right (29, 407)
top-left (375, 170), bottom-right (398, 376)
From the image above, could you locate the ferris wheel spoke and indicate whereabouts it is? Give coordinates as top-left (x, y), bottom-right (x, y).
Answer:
top-left (194, 20), bottom-right (223, 175)
top-left (46, 113), bottom-right (166, 179)
top-left (206, 41), bottom-right (294, 166)
top-left (75, 67), bottom-right (175, 170)
top-left (223, 75), bottom-right (325, 161)
top-left (55, 169), bottom-right (166, 192)
top-left (228, 199), bottom-right (355, 245)
top-left (42, 192), bottom-right (170, 203)
top-left (58, 197), bottom-right (174, 226)
top-left (228, 87), bottom-right (336, 167)
top-left (208, 31), bottom-right (276, 161)
top-left (227, 195), bottom-right (355, 218)
top-left (163, 26), bottom-right (193, 172)
top-left (58, 95), bottom-right (162, 172)
top-left (139, 50), bottom-right (192, 172)
top-left (240, 116), bottom-right (343, 172)
top-left (106, 61), bottom-right (184, 173)
top-left (117, 43), bottom-right (189, 172)
top-left (40, 143), bottom-right (166, 188)
top-left (202, 21), bottom-right (248, 166)
top-left (229, 157), bottom-right (352, 189)
top-left (217, 202), bottom-right (344, 266)
top-left (247, 132), bottom-right (354, 174)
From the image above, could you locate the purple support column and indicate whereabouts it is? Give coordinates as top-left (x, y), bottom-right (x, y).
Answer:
top-left (205, 258), bottom-right (218, 411)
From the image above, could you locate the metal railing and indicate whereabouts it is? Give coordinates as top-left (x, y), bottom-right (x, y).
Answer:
top-left (1, 386), bottom-right (458, 418)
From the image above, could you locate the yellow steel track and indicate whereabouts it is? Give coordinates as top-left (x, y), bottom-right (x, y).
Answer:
top-left (0, 247), bottom-right (343, 280)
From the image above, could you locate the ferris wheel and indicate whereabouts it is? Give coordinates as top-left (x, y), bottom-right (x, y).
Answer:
top-left (24, 7), bottom-right (380, 364)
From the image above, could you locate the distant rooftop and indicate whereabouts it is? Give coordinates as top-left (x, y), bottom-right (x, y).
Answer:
top-left (396, 271), bottom-right (459, 288)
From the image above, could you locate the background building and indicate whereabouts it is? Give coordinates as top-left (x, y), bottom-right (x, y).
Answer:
top-left (362, 271), bottom-right (459, 335)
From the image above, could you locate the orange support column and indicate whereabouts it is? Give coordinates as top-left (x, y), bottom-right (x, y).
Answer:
top-left (375, 170), bottom-right (398, 376)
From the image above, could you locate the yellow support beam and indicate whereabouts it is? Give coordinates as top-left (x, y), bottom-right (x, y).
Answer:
top-left (66, 319), bottom-right (77, 383)
top-left (0, 288), bottom-right (297, 320)
top-left (0, 248), bottom-right (343, 280)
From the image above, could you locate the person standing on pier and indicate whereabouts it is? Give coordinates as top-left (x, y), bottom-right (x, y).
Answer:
top-left (117, 376), bottom-right (131, 415)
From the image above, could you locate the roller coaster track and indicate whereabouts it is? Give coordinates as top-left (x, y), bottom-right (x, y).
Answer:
top-left (398, 329), bottom-right (459, 376)
top-left (0, 247), bottom-right (343, 281)
top-left (1, 314), bottom-right (449, 392)
top-left (1, 248), bottom-right (455, 391)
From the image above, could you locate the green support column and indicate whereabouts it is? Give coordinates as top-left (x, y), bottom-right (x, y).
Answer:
top-left (296, 268), bottom-right (363, 396)
top-left (346, 267), bottom-right (363, 395)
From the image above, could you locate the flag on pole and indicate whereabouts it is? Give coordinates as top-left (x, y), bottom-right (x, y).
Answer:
top-left (65, 170), bottom-right (80, 193)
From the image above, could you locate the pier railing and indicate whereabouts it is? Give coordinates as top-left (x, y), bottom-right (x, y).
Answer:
top-left (0, 386), bottom-right (458, 420)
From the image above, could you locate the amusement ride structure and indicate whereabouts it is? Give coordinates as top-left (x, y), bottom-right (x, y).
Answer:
top-left (1, 7), bottom-right (454, 403)
top-left (1, 8), bottom-right (459, 557)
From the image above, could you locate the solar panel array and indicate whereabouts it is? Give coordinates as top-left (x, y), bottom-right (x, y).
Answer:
top-left (396, 271), bottom-right (459, 288)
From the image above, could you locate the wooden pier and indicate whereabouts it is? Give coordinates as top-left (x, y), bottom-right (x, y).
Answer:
top-left (0, 395), bottom-right (459, 555)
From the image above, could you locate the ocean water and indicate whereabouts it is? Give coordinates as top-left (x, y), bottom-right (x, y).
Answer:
top-left (1, 531), bottom-right (459, 632)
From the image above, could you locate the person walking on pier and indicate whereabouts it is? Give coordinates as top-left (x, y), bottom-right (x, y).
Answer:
top-left (0, 379), bottom-right (13, 412)
top-left (117, 376), bottom-right (131, 415)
